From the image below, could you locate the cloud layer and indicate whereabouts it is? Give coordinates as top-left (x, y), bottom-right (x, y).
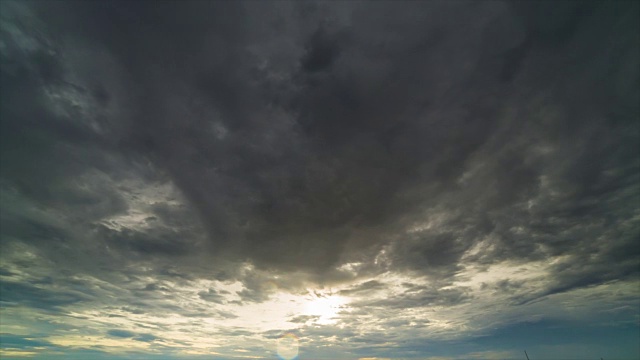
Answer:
top-left (1, 1), bottom-right (638, 359)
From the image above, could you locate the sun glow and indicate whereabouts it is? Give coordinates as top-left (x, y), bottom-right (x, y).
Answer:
top-left (303, 293), bottom-right (347, 324)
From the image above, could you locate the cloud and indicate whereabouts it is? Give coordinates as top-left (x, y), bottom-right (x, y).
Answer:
top-left (106, 330), bottom-right (157, 342)
top-left (198, 288), bottom-right (226, 304)
top-left (287, 314), bottom-right (320, 324)
top-left (0, 0), bottom-right (638, 359)
top-left (3, 0), bottom-right (637, 287)
top-left (0, 280), bottom-right (87, 311)
top-left (0, 334), bottom-right (54, 348)
top-left (339, 280), bottom-right (386, 295)
top-left (106, 329), bottom-right (135, 338)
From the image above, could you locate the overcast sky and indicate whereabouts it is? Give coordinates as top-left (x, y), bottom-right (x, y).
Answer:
top-left (0, 1), bottom-right (638, 359)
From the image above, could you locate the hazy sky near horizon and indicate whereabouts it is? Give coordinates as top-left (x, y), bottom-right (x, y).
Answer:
top-left (0, 1), bottom-right (639, 359)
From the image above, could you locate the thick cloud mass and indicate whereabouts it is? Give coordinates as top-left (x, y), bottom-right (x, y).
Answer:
top-left (1, 1), bottom-right (638, 359)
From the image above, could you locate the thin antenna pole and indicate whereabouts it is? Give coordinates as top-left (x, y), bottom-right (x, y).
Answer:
top-left (524, 350), bottom-right (530, 360)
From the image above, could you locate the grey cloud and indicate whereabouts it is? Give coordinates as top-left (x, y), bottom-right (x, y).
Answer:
top-left (223, 329), bottom-right (255, 337)
top-left (106, 329), bottom-right (157, 342)
top-left (514, 252), bottom-right (640, 306)
top-left (511, 1), bottom-right (596, 44)
top-left (0, 2), bottom-right (638, 349)
top-left (106, 329), bottom-right (135, 338)
top-left (133, 333), bottom-right (157, 342)
top-left (236, 288), bottom-right (269, 304)
top-left (0, 333), bottom-right (56, 350)
top-left (0, 213), bottom-right (69, 246)
top-left (390, 232), bottom-right (471, 279)
top-left (215, 310), bottom-right (239, 320)
top-left (11, 2), bottom-right (636, 283)
top-left (121, 306), bottom-right (146, 315)
top-left (262, 329), bottom-right (302, 340)
top-left (95, 224), bottom-right (192, 257)
top-left (288, 314), bottom-right (320, 324)
top-left (358, 285), bottom-right (473, 310)
top-left (143, 283), bottom-right (169, 292)
top-left (381, 318), bottom-right (413, 328)
top-left (158, 268), bottom-right (193, 281)
top-left (198, 288), bottom-right (225, 304)
top-left (482, 279), bottom-right (524, 294)
top-left (300, 22), bottom-right (347, 73)
top-left (339, 280), bottom-right (385, 295)
top-left (0, 268), bottom-right (16, 276)
top-left (0, 280), bottom-right (87, 311)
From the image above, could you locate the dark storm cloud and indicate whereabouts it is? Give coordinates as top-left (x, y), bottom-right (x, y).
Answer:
top-left (300, 22), bottom-right (347, 73)
top-left (1, 0), bottom-right (638, 313)
top-left (95, 224), bottom-right (191, 257)
top-left (0, 212), bottom-right (69, 246)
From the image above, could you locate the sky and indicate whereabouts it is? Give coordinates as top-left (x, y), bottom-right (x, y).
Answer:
top-left (0, 1), bottom-right (638, 359)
